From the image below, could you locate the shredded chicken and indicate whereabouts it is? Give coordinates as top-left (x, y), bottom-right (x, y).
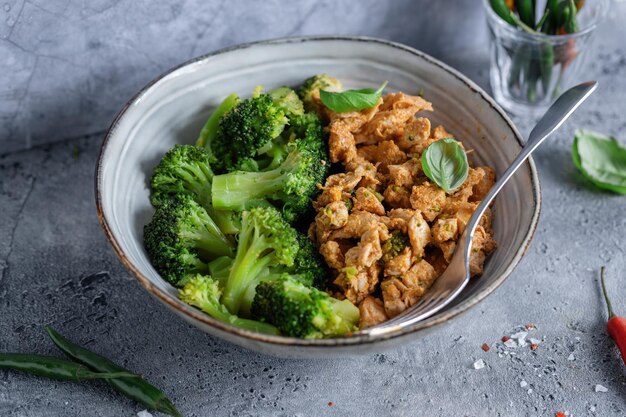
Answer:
top-left (311, 90), bottom-right (496, 328)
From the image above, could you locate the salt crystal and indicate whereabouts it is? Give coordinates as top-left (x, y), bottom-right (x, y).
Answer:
top-left (567, 353), bottom-right (575, 361)
top-left (518, 338), bottom-right (528, 347)
top-left (137, 411), bottom-right (154, 417)
top-left (590, 405), bottom-right (596, 412)
top-left (473, 359), bottom-right (486, 370)
top-left (504, 339), bottom-right (517, 348)
top-left (527, 388), bottom-right (533, 394)
top-left (520, 380), bottom-right (528, 388)
top-left (595, 384), bottom-right (608, 393)
top-left (511, 331), bottom-right (528, 340)
top-left (529, 338), bottom-right (541, 345)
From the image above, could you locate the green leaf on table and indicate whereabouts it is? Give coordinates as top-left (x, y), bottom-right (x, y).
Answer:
top-left (420, 138), bottom-right (469, 193)
top-left (572, 129), bottom-right (626, 194)
top-left (319, 81), bottom-right (387, 113)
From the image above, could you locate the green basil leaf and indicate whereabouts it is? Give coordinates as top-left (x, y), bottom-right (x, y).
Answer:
top-left (319, 81), bottom-right (388, 113)
top-left (572, 129), bottom-right (626, 194)
top-left (420, 138), bottom-right (469, 193)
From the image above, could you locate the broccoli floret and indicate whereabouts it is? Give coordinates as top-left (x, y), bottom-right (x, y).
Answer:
top-left (268, 87), bottom-right (304, 118)
top-left (150, 145), bottom-right (214, 208)
top-left (211, 114), bottom-right (328, 223)
top-left (382, 230), bottom-right (411, 261)
top-left (179, 274), bottom-right (279, 335)
top-left (221, 206), bottom-right (298, 314)
top-left (208, 94), bottom-right (288, 172)
top-left (252, 275), bottom-right (359, 339)
top-left (298, 74), bottom-right (342, 112)
top-left (196, 93), bottom-right (240, 150)
top-left (144, 194), bottom-right (234, 286)
top-left (149, 144), bottom-right (242, 235)
top-left (270, 233), bottom-right (328, 289)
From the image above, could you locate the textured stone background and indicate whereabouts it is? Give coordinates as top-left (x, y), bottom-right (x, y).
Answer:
top-left (2, 1), bottom-right (626, 416)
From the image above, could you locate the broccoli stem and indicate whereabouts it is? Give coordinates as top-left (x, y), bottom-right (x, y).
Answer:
top-left (211, 153), bottom-right (300, 211)
top-left (207, 256), bottom-right (232, 287)
top-left (196, 93), bottom-right (240, 148)
top-left (183, 209), bottom-right (234, 258)
top-left (222, 234), bottom-right (274, 314)
top-left (194, 296), bottom-right (279, 335)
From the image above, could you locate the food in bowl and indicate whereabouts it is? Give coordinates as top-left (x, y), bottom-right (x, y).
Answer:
top-left (142, 74), bottom-right (495, 338)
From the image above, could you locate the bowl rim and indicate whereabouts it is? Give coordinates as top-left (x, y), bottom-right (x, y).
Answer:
top-left (95, 35), bottom-right (542, 348)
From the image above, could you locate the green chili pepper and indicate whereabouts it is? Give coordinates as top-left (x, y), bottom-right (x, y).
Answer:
top-left (0, 354), bottom-right (138, 381)
top-left (490, 0), bottom-right (516, 25)
top-left (46, 327), bottom-right (182, 417)
top-left (508, 44), bottom-right (530, 90)
top-left (536, 9), bottom-right (550, 29)
top-left (556, 0), bottom-right (571, 30)
top-left (539, 43), bottom-right (555, 94)
top-left (515, 0), bottom-right (536, 28)
top-left (526, 58), bottom-right (540, 102)
top-left (564, 0), bottom-right (579, 33)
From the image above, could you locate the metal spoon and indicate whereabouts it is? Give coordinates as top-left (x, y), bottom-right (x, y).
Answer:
top-left (363, 81), bottom-right (598, 336)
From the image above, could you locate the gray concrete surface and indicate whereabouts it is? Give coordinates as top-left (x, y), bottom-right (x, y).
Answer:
top-left (2, 1), bottom-right (626, 416)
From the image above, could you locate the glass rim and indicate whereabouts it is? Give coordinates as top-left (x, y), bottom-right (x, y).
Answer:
top-left (482, 0), bottom-right (608, 42)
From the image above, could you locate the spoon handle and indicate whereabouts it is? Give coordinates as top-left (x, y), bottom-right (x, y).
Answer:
top-left (462, 81), bottom-right (598, 255)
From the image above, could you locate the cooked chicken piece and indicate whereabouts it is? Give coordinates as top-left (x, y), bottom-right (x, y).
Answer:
top-left (444, 201), bottom-right (477, 233)
top-left (472, 225), bottom-right (497, 254)
top-left (448, 167), bottom-right (485, 204)
top-left (431, 217), bottom-right (459, 244)
top-left (438, 240), bottom-right (456, 263)
top-left (354, 93), bottom-right (433, 145)
top-left (407, 212), bottom-right (430, 258)
top-left (410, 182), bottom-right (446, 222)
top-left (383, 185), bottom-right (412, 209)
top-left (353, 187), bottom-right (385, 215)
top-left (359, 296), bottom-right (389, 329)
top-left (469, 249), bottom-right (486, 276)
top-left (324, 171), bottom-right (363, 191)
top-left (384, 247), bottom-right (412, 277)
top-left (336, 263), bottom-right (381, 304)
top-left (357, 140), bottom-right (408, 168)
top-left (316, 201), bottom-right (350, 230)
top-left (431, 124), bottom-right (454, 140)
top-left (314, 186), bottom-right (344, 208)
top-left (328, 121), bottom-right (357, 163)
top-left (387, 158), bottom-right (421, 187)
top-left (348, 160), bottom-right (382, 190)
top-left (319, 240), bottom-right (345, 270)
top-left (381, 259), bottom-right (437, 317)
top-left (470, 166), bottom-right (495, 202)
top-left (397, 117), bottom-right (431, 151)
top-left (327, 98), bottom-right (382, 132)
top-left (344, 228), bottom-right (382, 268)
top-left (388, 208), bottom-right (417, 223)
top-left (329, 211), bottom-right (390, 241)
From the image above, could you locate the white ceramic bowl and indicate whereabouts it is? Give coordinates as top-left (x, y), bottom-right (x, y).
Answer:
top-left (96, 36), bottom-right (541, 358)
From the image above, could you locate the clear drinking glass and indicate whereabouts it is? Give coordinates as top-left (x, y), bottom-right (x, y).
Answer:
top-left (483, 0), bottom-right (608, 118)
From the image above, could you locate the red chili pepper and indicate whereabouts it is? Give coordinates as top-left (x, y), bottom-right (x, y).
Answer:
top-left (601, 267), bottom-right (626, 366)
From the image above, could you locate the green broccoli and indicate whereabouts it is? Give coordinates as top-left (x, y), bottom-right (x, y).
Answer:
top-left (382, 230), bottom-right (411, 261)
top-left (211, 114), bottom-right (328, 223)
top-left (298, 74), bottom-right (342, 112)
top-left (206, 93), bottom-right (288, 172)
top-left (149, 144), bottom-right (241, 235)
top-left (143, 194), bottom-right (234, 286)
top-left (207, 255), bottom-right (232, 287)
top-left (272, 233), bottom-right (329, 289)
top-left (268, 86), bottom-right (304, 119)
top-left (221, 206), bottom-right (298, 314)
top-left (196, 93), bottom-right (240, 150)
top-left (252, 275), bottom-right (359, 339)
top-left (179, 274), bottom-right (279, 335)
